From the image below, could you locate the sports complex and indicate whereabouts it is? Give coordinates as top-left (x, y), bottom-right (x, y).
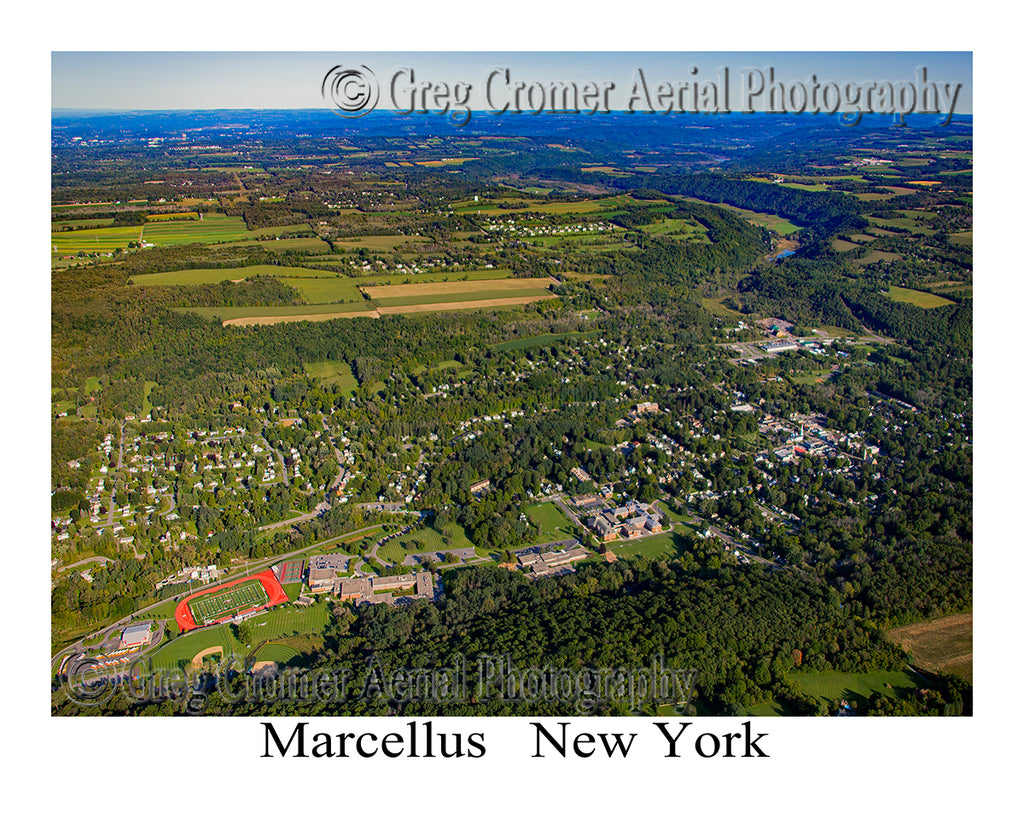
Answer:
top-left (174, 569), bottom-right (288, 632)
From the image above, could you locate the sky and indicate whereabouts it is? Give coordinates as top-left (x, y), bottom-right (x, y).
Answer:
top-left (51, 51), bottom-right (972, 114)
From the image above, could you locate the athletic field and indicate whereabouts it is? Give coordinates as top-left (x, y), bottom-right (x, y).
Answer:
top-left (174, 569), bottom-right (289, 632)
top-left (189, 579), bottom-right (268, 626)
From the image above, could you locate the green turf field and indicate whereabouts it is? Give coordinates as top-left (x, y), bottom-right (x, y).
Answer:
top-left (189, 578), bottom-right (269, 625)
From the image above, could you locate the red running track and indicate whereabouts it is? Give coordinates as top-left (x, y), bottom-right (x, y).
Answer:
top-left (174, 569), bottom-right (289, 632)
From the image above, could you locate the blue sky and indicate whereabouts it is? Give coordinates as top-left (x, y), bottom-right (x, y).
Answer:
top-left (51, 52), bottom-right (972, 113)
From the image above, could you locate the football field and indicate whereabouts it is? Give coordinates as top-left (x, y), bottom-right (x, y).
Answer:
top-left (189, 579), bottom-right (269, 625)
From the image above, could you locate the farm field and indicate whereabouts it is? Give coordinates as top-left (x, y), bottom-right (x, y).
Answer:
top-left (643, 217), bottom-right (711, 242)
top-left (377, 294), bottom-right (557, 315)
top-left (831, 238), bottom-right (862, 252)
top-left (452, 195), bottom-right (630, 216)
top-left (175, 303), bottom-right (374, 323)
top-left (223, 237), bottom-right (331, 253)
top-left (373, 287), bottom-right (553, 309)
top-left (129, 264), bottom-right (338, 287)
top-left (524, 234), bottom-right (635, 253)
top-left (525, 502), bottom-right (578, 544)
top-left (331, 234), bottom-right (421, 251)
top-left (866, 212), bottom-right (937, 235)
top-left (282, 276), bottom-right (365, 304)
top-left (852, 250), bottom-right (902, 266)
top-left (51, 224), bottom-right (141, 254)
top-left (54, 215), bottom-right (321, 257)
top-left (352, 268), bottom-right (513, 286)
top-left (887, 285), bottom-right (955, 308)
top-left (360, 276), bottom-right (557, 302)
top-left (886, 612), bottom-right (973, 682)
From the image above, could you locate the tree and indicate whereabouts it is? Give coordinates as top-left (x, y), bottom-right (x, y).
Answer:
top-left (235, 620), bottom-right (255, 646)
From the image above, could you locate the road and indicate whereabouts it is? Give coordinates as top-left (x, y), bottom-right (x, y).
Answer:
top-left (51, 521), bottom-right (388, 668)
top-left (686, 511), bottom-right (781, 569)
top-left (59, 555), bottom-right (116, 571)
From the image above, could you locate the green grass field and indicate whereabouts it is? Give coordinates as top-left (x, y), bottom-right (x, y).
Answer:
top-left (701, 296), bottom-right (745, 319)
top-left (375, 521), bottom-right (477, 564)
top-left (887, 285), bottom-right (955, 308)
top-left (142, 381), bottom-right (158, 415)
top-left (253, 642), bottom-right (302, 666)
top-left (525, 502), bottom-right (578, 544)
top-left (303, 360), bottom-right (358, 394)
top-left (149, 601), bottom-right (331, 670)
top-left (243, 602), bottom-right (330, 640)
top-left (611, 530), bottom-right (687, 560)
top-left (149, 624), bottom-right (242, 670)
top-left (741, 669), bottom-right (925, 716)
top-left (793, 669), bottom-right (923, 710)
